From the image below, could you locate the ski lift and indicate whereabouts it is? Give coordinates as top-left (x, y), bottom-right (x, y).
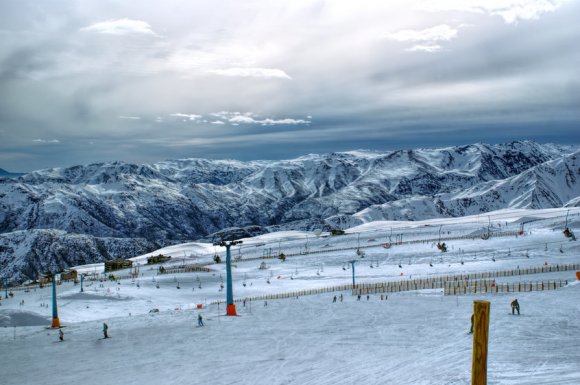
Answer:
top-left (429, 258), bottom-right (433, 267)
top-left (460, 258), bottom-right (464, 265)
top-left (156, 283), bottom-right (160, 289)
top-left (342, 263), bottom-right (347, 271)
top-left (176, 282), bottom-right (180, 289)
top-left (563, 210), bottom-right (576, 240)
top-left (559, 245), bottom-right (564, 253)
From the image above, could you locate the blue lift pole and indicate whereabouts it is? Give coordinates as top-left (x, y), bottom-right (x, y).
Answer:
top-left (349, 260), bottom-right (357, 288)
top-left (214, 239), bottom-right (242, 316)
top-left (51, 274), bottom-right (60, 328)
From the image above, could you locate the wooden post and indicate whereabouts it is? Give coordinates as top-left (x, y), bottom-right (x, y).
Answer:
top-left (472, 300), bottom-right (490, 385)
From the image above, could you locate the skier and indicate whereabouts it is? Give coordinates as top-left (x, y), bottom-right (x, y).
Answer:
top-left (469, 313), bottom-right (474, 334)
top-left (59, 329), bottom-right (64, 341)
top-left (103, 322), bottom-right (109, 338)
top-left (357, 295), bottom-right (361, 301)
top-left (511, 299), bottom-right (520, 315)
top-left (333, 296), bottom-right (337, 303)
top-left (197, 313), bottom-right (204, 327)
top-left (340, 294), bottom-right (343, 302)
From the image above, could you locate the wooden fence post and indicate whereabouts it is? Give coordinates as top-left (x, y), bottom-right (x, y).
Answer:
top-left (472, 300), bottom-right (490, 385)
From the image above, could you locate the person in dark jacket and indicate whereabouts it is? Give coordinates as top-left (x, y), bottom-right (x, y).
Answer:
top-left (103, 322), bottom-right (109, 338)
top-left (511, 299), bottom-right (520, 315)
top-left (198, 313), bottom-right (204, 326)
top-left (469, 314), bottom-right (474, 334)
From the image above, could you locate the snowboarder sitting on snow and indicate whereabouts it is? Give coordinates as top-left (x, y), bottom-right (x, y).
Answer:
top-left (103, 322), bottom-right (109, 338)
top-left (511, 299), bottom-right (520, 315)
top-left (198, 313), bottom-right (204, 327)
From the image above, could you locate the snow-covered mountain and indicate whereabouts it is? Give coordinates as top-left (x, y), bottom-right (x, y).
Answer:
top-left (1, 141), bottom-right (578, 282)
top-left (0, 230), bottom-right (159, 284)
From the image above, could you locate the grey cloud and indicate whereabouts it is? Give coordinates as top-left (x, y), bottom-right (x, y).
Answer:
top-left (0, 1), bottom-right (578, 172)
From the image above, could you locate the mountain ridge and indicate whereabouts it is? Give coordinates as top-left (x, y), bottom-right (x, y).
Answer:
top-left (1, 140), bottom-right (578, 283)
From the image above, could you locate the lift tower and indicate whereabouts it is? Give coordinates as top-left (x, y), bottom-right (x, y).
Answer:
top-left (214, 239), bottom-right (243, 316)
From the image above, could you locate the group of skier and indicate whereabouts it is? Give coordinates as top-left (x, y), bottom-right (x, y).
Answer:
top-left (56, 322), bottom-right (109, 342)
top-left (57, 315), bottom-right (206, 342)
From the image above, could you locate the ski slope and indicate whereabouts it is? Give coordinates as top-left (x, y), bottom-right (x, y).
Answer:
top-left (1, 208), bottom-right (579, 385)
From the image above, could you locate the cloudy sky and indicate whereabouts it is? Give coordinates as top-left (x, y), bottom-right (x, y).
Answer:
top-left (1, 0), bottom-right (579, 171)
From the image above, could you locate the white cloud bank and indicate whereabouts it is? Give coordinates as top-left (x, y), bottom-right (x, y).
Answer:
top-left (212, 112), bottom-right (310, 126)
top-left (169, 113), bottom-right (202, 121)
top-left (81, 18), bottom-right (160, 36)
top-left (386, 24), bottom-right (459, 53)
top-left (207, 68), bottom-right (291, 79)
top-left (422, 0), bottom-right (565, 24)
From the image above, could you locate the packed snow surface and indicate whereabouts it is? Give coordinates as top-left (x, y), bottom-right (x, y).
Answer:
top-left (1, 208), bottom-right (579, 385)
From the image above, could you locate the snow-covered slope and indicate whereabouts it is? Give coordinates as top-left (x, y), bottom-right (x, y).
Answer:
top-left (0, 141), bottom-right (578, 282)
top-left (1, 207), bottom-right (579, 385)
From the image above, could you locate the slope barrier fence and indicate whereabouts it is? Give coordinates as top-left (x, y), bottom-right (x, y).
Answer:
top-left (443, 279), bottom-right (568, 295)
top-left (209, 263), bottom-right (579, 305)
top-left (353, 263), bottom-right (579, 296)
